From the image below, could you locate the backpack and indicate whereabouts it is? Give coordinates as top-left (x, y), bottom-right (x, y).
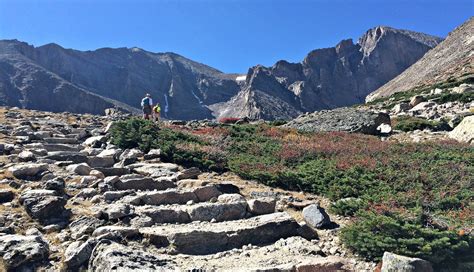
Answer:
top-left (153, 105), bottom-right (161, 113)
top-left (141, 97), bottom-right (150, 107)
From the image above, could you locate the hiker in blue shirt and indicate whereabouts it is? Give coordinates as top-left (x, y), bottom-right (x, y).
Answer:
top-left (141, 93), bottom-right (153, 120)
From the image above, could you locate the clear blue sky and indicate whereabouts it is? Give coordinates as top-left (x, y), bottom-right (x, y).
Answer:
top-left (0, 0), bottom-right (472, 73)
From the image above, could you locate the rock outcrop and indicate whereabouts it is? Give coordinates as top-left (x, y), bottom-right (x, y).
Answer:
top-left (449, 115), bottom-right (474, 144)
top-left (367, 17), bottom-right (474, 102)
top-left (381, 252), bottom-right (433, 272)
top-left (284, 107), bottom-right (391, 135)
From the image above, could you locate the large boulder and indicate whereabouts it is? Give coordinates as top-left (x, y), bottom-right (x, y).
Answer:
top-left (302, 204), bottom-right (331, 229)
top-left (0, 235), bottom-right (49, 271)
top-left (19, 190), bottom-right (67, 224)
top-left (87, 156), bottom-right (116, 168)
top-left (67, 163), bottom-right (92, 176)
top-left (449, 116), bottom-right (474, 144)
top-left (6, 163), bottom-right (48, 179)
top-left (247, 197), bottom-right (276, 215)
top-left (64, 239), bottom-right (97, 269)
top-left (381, 252), bottom-right (433, 272)
top-left (284, 107), bottom-right (391, 135)
top-left (0, 189), bottom-right (15, 203)
top-left (45, 151), bottom-right (87, 163)
top-left (83, 136), bottom-right (107, 148)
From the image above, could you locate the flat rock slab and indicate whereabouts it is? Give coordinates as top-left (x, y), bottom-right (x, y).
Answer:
top-left (43, 143), bottom-right (83, 152)
top-left (6, 163), bottom-right (48, 179)
top-left (44, 151), bottom-right (87, 163)
top-left (89, 241), bottom-right (177, 271)
top-left (115, 175), bottom-right (176, 191)
top-left (284, 107), bottom-right (391, 135)
top-left (140, 212), bottom-right (300, 254)
top-left (44, 137), bottom-right (79, 144)
top-left (130, 163), bottom-right (179, 177)
top-left (94, 167), bottom-right (130, 177)
top-left (122, 185), bottom-right (223, 206)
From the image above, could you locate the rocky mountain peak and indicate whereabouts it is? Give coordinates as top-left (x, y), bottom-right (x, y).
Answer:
top-left (358, 25), bottom-right (443, 57)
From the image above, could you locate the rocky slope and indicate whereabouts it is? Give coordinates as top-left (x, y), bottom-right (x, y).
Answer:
top-left (0, 40), bottom-right (241, 119)
top-left (212, 27), bottom-right (442, 120)
top-left (367, 17), bottom-right (474, 102)
top-left (0, 107), bottom-right (381, 271)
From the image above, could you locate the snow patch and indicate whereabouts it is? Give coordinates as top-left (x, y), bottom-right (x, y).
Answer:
top-left (236, 75), bottom-right (247, 81)
top-left (163, 94), bottom-right (169, 113)
top-left (190, 89), bottom-right (204, 105)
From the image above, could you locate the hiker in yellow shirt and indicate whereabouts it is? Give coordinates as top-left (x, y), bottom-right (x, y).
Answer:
top-left (153, 103), bottom-right (161, 122)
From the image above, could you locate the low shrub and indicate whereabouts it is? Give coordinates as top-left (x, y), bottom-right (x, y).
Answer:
top-left (393, 116), bottom-right (449, 132)
top-left (330, 198), bottom-right (367, 217)
top-left (341, 212), bottom-right (474, 268)
top-left (218, 117), bottom-right (241, 124)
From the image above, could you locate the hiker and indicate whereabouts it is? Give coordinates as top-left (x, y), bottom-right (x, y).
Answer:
top-left (153, 103), bottom-right (161, 122)
top-left (141, 93), bottom-right (153, 120)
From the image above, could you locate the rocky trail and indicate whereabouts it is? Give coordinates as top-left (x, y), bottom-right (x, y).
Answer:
top-left (0, 107), bottom-right (379, 271)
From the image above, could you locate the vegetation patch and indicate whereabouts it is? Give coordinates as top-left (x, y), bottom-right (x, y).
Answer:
top-left (392, 116), bottom-right (450, 132)
top-left (110, 119), bottom-right (473, 269)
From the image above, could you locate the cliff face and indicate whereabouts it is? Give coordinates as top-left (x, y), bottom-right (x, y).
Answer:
top-left (367, 17), bottom-right (474, 102)
top-left (213, 27), bottom-right (442, 120)
top-left (0, 40), bottom-right (240, 119)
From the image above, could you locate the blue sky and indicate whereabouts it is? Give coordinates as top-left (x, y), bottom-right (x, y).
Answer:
top-left (0, 0), bottom-right (472, 73)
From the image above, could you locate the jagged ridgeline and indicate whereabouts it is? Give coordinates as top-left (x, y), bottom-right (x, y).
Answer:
top-left (0, 24), bottom-right (442, 120)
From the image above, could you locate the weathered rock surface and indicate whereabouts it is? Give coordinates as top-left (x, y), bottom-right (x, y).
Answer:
top-left (284, 107), bottom-right (391, 135)
top-left (140, 212), bottom-right (300, 254)
top-left (303, 204), bottom-right (331, 229)
top-left (0, 235), bottom-right (49, 271)
top-left (18, 189), bottom-right (68, 225)
top-left (89, 241), bottom-right (177, 271)
top-left (449, 115), bottom-right (474, 144)
top-left (6, 163), bottom-right (48, 179)
top-left (381, 252), bottom-right (433, 272)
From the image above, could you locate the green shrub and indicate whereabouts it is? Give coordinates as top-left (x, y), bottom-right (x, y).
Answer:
top-left (330, 198), bottom-right (367, 216)
top-left (437, 92), bottom-right (474, 104)
top-left (393, 116), bottom-right (449, 132)
top-left (109, 119), bottom-right (226, 171)
top-left (341, 212), bottom-right (473, 267)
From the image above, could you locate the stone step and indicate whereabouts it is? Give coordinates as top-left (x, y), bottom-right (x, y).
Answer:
top-left (132, 201), bottom-right (248, 225)
top-left (120, 184), bottom-right (225, 206)
top-left (94, 167), bottom-right (130, 177)
top-left (43, 143), bottom-right (83, 152)
top-left (113, 174), bottom-right (176, 191)
top-left (44, 151), bottom-right (87, 163)
top-left (138, 212), bottom-right (300, 255)
top-left (43, 137), bottom-right (79, 144)
top-left (89, 239), bottom-right (350, 272)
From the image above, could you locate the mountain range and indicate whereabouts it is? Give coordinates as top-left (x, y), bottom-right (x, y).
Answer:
top-left (0, 25), bottom-right (443, 120)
